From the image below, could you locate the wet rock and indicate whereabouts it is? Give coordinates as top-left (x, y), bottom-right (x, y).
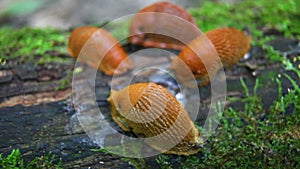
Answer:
top-left (267, 37), bottom-right (299, 53)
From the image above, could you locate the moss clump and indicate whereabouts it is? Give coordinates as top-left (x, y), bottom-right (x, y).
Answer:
top-left (189, 0), bottom-right (300, 38)
top-left (0, 27), bottom-right (70, 64)
top-left (0, 149), bottom-right (62, 169)
top-left (154, 76), bottom-right (300, 168)
top-left (199, 80), bottom-right (299, 168)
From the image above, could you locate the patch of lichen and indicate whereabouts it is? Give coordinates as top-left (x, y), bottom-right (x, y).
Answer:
top-left (0, 27), bottom-right (71, 64)
top-left (189, 0), bottom-right (300, 38)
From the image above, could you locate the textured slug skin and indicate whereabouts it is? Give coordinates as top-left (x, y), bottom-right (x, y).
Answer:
top-left (68, 26), bottom-right (132, 75)
top-left (170, 28), bottom-right (250, 86)
top-left (107, 82), bottom-right (201, 155)
top-left (129, 1), bottom-right (197, 50)
top-left (205, 28), bottom-right (250, 67)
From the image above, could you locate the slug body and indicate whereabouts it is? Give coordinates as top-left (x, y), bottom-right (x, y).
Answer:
top-left (68, 26), bottom-right (132, 75)
top-left (170, 28), bottom-right (250, 86)
top-left (129, 1), bottom-right (198, 50)
top-left (107, 82), bottom-right (201, 155)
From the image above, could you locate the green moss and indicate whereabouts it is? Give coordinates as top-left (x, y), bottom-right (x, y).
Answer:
top-left (0, 27), bottom-right (70, 64)
top-left (120, 157), bottom-right (145, 169)
top-left (0, 149), bottom-right (62, 169)
top-left (189, 0), bottom-right (300, 38)
top-left (105, 20), bottom-right (131, 44)
top-left (154, 75), bottom-right (300, 169)
top-left (261, 42), bottom-right (300, 78)
top-left (155, 155), bottom-right (172, 169)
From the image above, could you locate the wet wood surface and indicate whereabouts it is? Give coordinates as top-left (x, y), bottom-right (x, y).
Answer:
top-left (0, 62), bottom-right (133, 168)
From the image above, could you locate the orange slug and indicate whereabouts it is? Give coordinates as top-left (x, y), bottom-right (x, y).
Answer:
top-left (68, 26), bottom-right (132, 75)
top-left (107, 82), bottom-right (201, 155)
top-left (129, 1), bottom-right (198, 50)
top-left (170, 28), bottom-right (250, 86)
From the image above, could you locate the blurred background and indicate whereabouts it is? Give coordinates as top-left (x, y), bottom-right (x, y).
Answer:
top-left (0, 0), bottom-right (238, 30)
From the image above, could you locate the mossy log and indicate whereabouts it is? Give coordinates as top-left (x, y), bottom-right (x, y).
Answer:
top-left (0, 36), bottom-right (299, 168)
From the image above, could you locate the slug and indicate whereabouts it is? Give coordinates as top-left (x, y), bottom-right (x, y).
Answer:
top-left (170, 28), bottom-right (250, 86)
top-left (68, 26), bottom-right (132, 75)
top-left (107, 82), bottom-right (201, 155)
top-left (129, 1), bottom-right (198, 50)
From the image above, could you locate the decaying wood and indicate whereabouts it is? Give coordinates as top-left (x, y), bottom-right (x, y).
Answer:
top-left (0, 62), bottom-right (131, 168)
top-left (0, 88), bottom-right (72, 107)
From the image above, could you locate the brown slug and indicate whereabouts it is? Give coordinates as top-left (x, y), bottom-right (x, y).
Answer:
top-left (128, 1), bottom-right (198, 50)
top-left (107, 82), bottom-right (201, 155)
top-left (170, 28), bottom-right (250, 86)
top-left (68, 26), bottom-right (132, 75)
